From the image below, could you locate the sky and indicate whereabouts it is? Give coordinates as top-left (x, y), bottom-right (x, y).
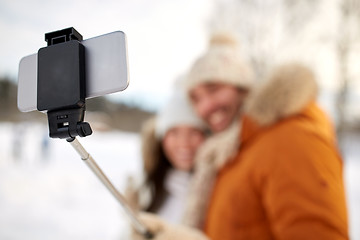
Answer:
top-left (1, 0), bottom-right (359, 121)
top-left (0, 0), bottom-right (214, 111)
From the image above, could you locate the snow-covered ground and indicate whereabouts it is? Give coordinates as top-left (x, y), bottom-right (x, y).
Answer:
top-left (0, 122), bottom-right (142, 240)
top-left (0, 122), bottom-right (359, 239)
top-left (341, 132), bottom-right (360, 240)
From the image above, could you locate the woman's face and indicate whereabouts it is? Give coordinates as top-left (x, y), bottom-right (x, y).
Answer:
top-left (162, 125), bottom-right (205, 171)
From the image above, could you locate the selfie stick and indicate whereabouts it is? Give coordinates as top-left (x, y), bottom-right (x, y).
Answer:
top-left (36, 27), bottom-right (153, 239)
top-left (68, 137), bottom-right (153, 238)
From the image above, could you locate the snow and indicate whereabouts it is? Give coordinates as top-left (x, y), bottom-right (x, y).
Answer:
top-left (342, 133), bottom-right (360, 239)
top-left (0, 122), bottom-right (359, 239)
top-left (345, 159), bottom-right (360, 239)
top-left (0, 122), bottom-right (143, 240)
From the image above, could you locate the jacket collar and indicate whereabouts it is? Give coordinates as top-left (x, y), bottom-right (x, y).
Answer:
top-left (239, 63), bottom-right (319, 145)
top-left (245, 63), bottom-right (318, 127)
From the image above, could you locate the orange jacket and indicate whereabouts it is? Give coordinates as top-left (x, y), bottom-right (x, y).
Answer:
top-left (204, 102), bottom-right (348, 240)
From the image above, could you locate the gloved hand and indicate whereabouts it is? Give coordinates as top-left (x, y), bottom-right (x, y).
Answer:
top-left (132, 212), bottom-right (209, 240)
top-left (124, 176), bottom-right (141, 211)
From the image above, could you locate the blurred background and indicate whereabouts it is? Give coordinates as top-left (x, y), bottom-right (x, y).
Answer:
top-left (0, 0), bottom-right (359, 239)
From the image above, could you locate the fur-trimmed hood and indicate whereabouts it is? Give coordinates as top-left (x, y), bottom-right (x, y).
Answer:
top-left (245, 62), bottom-right (318, 126)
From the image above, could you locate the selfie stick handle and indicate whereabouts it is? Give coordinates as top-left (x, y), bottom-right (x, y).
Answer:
top-left (67, 137), bottom-right (153, 239)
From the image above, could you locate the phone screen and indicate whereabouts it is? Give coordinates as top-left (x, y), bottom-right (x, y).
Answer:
top-left (17, 31), bottom-right (129, 112)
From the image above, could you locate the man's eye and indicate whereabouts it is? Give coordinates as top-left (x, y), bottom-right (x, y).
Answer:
top-left (168, 129), bottom-right (178, 136)
top-left (189, 94), bottom-right (199, 104)
top-left (206, 85), bottom-right (220, 93)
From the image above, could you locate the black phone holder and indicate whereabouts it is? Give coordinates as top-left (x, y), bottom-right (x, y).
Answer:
top-left (37, 27), bottom-right (92, 140)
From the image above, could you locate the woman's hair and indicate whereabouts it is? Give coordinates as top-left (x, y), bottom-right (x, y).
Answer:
top-left (145, 143), bottom-right (172, 212)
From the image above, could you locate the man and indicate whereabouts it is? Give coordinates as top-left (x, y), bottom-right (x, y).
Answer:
top-left (199, 63), bottom-right (349, 240)
top-left (134, 34), bottom-right (349, 239)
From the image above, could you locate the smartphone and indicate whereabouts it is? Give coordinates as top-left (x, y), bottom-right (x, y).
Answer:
top-left (17, 31), bottom-right (129, 112)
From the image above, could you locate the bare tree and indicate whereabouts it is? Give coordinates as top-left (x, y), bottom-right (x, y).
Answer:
top-left (335, 0), bottom-right (360, 140)
top-left (208, 0), bottom-right (322, 81)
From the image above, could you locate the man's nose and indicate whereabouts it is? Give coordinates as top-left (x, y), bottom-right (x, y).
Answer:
top-left (177, 133), bottom-right (190, 147)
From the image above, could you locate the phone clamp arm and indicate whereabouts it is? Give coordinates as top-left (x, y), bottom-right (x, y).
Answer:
top-left (37, 27), bottom-right (92, 139)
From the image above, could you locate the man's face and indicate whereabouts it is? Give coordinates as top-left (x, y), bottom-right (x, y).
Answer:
top-left (189, 82), bottom-right (248, 133)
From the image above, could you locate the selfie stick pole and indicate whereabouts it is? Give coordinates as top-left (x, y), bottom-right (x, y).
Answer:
top-left (67, 137), bottom-right (153, 239)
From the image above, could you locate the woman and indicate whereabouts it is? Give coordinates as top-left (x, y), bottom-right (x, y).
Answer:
top-left (126, 90), bottom-right (207, 224)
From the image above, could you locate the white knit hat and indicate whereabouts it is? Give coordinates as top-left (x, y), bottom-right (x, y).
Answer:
top-left (184, 32), bottom-right (254, 92)
top-left (155, 91), bottom-right (206, 139)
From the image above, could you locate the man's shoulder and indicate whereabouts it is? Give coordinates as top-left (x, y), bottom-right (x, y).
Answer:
top-left (243, 113), bottom-right (341, 172)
